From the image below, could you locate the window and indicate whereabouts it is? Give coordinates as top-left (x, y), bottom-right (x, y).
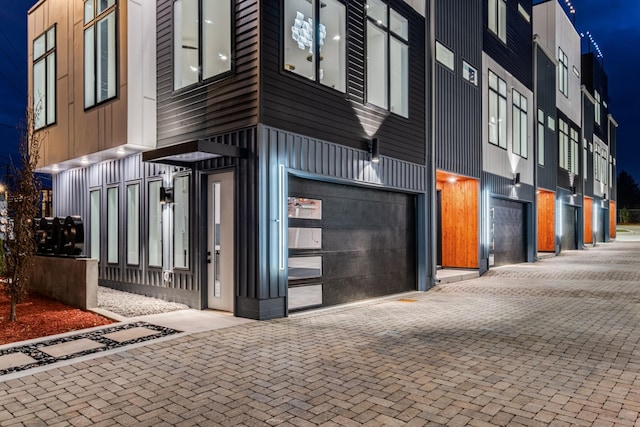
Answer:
top-left (367, 0), bottom-right (409, 117)
top-left (284, 0), bottom-right (346, 92)
top-left (537, 109), bottom-right (545, 166)
top-left (583, 144), bottom-right (588, 180)
top-left (488, 71), bottom-right (507, 149)
top-left (84, 0), bottom-right (117, 108)
top-left (488, 0), bottom-right (507, 43)
top-left (570, 128), bottom-right (579, 175)
top-left (33, 26), bottom-right (56, 129)
top-left (559, 119), bottom-right (569, 170)
top-left (148, 181), bottom-right (162, 267)
top-left (547, 115), bottom-right (555, 131)
top-left (173, 176), bottom-right (190, 269)
top-left (126, 183), bottom-right (140, 265)
top-left (595, 91), bottom-right (601, 126)
top-left (435, 41), bottom-right (454, 71)
top-left (107, 187), bottom-right (118, 264)
top-left (90, 189), bottom-right (100, 261)
top-left (558, 48), bottom-right (568, 97)
top-left (462, 61), bottom-right (478, 85)
top-left (174, 0), bottom-right (232, 90)
top-left (512, 90), bottom-right (528, 158)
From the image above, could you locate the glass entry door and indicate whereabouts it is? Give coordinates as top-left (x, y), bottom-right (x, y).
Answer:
top-left (207, 172), bottom-right (234, 311)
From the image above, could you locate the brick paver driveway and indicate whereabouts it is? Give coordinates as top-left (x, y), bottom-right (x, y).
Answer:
top-left (3, 242), bottom-right (640, 426)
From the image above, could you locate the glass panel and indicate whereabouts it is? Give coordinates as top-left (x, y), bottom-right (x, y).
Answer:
top-left (47, 27), bottom-right (56, 51)
top-left (84, 0), bottom-right (94, 25)
top-left (521, 110), bottom-right (527, 157)
top-left (288, 284), bottom-right (323, 310)
top-left (462, 61), bottom-right (477, 85)
top-left (390, 37), bottom-right (408, 117)
top-left (174, 0), bottom-right (199, 89)
top-left (34, 34), bottom-right (46, 59)
top-left (512, 104), bottom-right (520, 155)
top-left (97, 11), bottom-right (116, 103)
top-left (390, 9), bottom-right (408, 41)
top-left (488, 90), bottom-right (497, 145)
top-left (288, 256), bottom-right (322, 280)
top-left (33, 60), bottom-right (46, 129)
top-left (498, 95), bottom-right (507, 148)
top-left (498, 0), bottom-right (507, 42)
top-left (90, 190), bottom-right (100, 261)
top-left (173, 176), bottom-right (190, 269)
top-left (498, 78), bottom-right (506, 96)
top-left (84, 27), bottom-right (95, 108)
top-left (289, 228), bottom-right (322, 249)
top-left (46, 54), bottom-right (56, 125)
top-left (435, 41), bottom-right (454, 71)
top-left (203, 0), bottom-right (231, 79)
top-left (488, 0), bottom-right (496, 34)
top-left (127, 184), bottom-right (140, 265)
top-left (547, 116), bottom-right (555, 130)
top-left (319, 0), bottom-right (345, 92)
top-left (367, 21), bottom-right (387, 108)
top-left (97, 0), bottom-right (115, 15)
top-left (284, 0), bottom-right (314, 81)
top-left (148, 181), bottom-right (162, 267)
top-left (488, 71), bottom-right (497, 90)
top-left (367, 0), bottom-right (387, 27)
top-left (107, 187), bottom-right (118, 264)
top-left (538, 122), bottom-right (545, 166)
top-left (288, 197), bottom-right (322, 219)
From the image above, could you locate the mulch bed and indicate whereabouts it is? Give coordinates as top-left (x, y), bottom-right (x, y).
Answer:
top-left (0, 293), bottom-right (114, 345)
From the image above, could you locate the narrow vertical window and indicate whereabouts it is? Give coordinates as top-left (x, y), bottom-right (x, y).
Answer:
top-left (583, 144), bottom-right (587, 180)
top-left (127, 183), bottom-right (140, 265)
top-left (488, 71), bottom-right (507, 149)
top-left (367, 1), bottom-right (408, 117)
top-left (173, 176), bottom-right (190, 269)
top-left (512, 90), bottom-right (528, 158)
top-left (558, 48), bottom-right (568, 97)
top-left (559, 119), bottom-right (569, 170)
top-left (537, 109), bottom-right (545, 166)
top-left (174, 0), bottom-right (232, 90)
top-left (84, 0), bottom-right (117, 108)
top-left (594, 91), bottom-right (601, 126)
top-left (488, 0), bottom-right (507, 43)
top-left (107, 187), bottom-right (119, 264)
top-left (148, 181), bottom-right (163, 267)
top-left (570, 128), bottom-right (579, 175)
top-left (33, 26), bottom-right (56, 129)
top-left (90, 189), bottom-right (100, 261)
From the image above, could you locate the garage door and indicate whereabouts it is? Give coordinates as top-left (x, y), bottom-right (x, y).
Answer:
top-left (288, 176), bottom-right (416, 309)
top-left (491, 198), bottom-right (526, 266)
top-left (562, 205), bottom-right (577, 250)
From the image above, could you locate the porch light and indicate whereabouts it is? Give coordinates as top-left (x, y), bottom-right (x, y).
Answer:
top-left (160, 186), bottom-right (174, 204)
top-left (570, 185), bottom-right (577, 196)
top-left (368, 137), bottom-right (380, 163)
top-left (512, 172), bottom-right (521, 188)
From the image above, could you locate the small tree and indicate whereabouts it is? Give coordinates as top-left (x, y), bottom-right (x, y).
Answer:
top-left (3, 109), bottom-right (42, 321)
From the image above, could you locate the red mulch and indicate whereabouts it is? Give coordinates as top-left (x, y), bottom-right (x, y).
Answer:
top-left (0, 293), bottom-right (114, 345)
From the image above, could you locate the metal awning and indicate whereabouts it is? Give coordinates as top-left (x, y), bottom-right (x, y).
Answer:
top-left (142, 139), bottom-right (247, 166)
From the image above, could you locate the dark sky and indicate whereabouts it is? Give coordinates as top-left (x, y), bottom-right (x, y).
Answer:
top-left (0, 1), bottom-right (638, 183)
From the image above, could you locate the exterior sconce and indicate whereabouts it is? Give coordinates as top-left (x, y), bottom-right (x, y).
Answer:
top-left (160, 186), bottom-right (174, 204)
top-left (368, 137), bottom-right (380, 163)
top-left (570, 185), bottom-right (577, 196)
top-left (603, 193), bottom-right (607, 201)
top-left (512, 172), bottom-right (521, 188)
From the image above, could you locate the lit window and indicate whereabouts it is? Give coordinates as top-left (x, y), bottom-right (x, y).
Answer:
top-left (559, 119), bottom-right (569, 170)
top-left (367, 0), bottom-right (409, 117)
top-left (90, 189), bottom-right (100, 261)
top-left (435, 41), bottom-right (454, 71)
top-left (570, 128), bottom-right (579, 175)
top-left (174, 0), bottom-right (232, 90)
top-left (595, 91), bottom-right (601, 126)
top-left (537, 109), bottom-right (545, 166)
top-left (107, 186), bottom-right (119, 264)
top-left (173, 176), bottom-right (190, 269)
top-left (583, 144), bottom-right (587, 180)
top-left (558, 48), bottom-right (568, 97)
top-left (84, 0), bottom-right (117, 108)
top-left (127, 183), bottom-right (140, 265)
top-left (284, 0), bottom-right (346, 92)
top-left (462, 61), bottom-right (478, 85)
top-left (512, 90), bottom-right (528, 158)
top-left (148, 181), bottom-right (163, 267)
top-left (33, 26), bottom-right (56, 129)
top-left (488, 71), bottom-right (507, 149)
top-left (488, 0), bottom-right (507, 43)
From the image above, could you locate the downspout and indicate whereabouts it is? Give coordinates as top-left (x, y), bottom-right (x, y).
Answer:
top-left (427, 0), bottom-right (438, 288)
top-left (532, 35), bottom-right (539, 260)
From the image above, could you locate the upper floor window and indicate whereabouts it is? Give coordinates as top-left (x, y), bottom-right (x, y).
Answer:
top-left (558, 48), bottom-right (568, 97)
top-left (84, 0), bottom-right (117, 108)
top-left (512, 90), bottom-right (528, 158)
top-left (367, 0), bottom-right (409, 117)
top-left (173, 176), bottom-right (190, 269)
top-left (537, 109), bottom-right (545, 166)
top-left (33, 26), bottom-right (56, 129)
top-left (488, 0), bottom-right (507, 43)
top-left (488, 71), bottom-right (507, 149)
top-left (570, 128), bottom-right (579, 175)
top-left (559, 119), bottom-right (569, 170)
top-left (594, 91), bottom-right (601, 126)
top-left (174, 0), bottom-right (232, 90)
top-left (284, 0), bottom-right (346, 92)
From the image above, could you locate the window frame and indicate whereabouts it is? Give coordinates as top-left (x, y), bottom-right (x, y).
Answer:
top-left (558, 119), bottom-right (569, 170)
top-left (172, 174), bottom-right (190, 270)
top-left (33, 25), bottom-right (57, 130)
top-left (512, 89), bottom-right (528, 159)
top-left (89, 188), bottom-right (101, 262)
top-left (570, 128), bottom-right (579, 175)
top-left (537, 109), bottom-right (545, 166)
top-left (594, 91), bottom-right (601, 126)
top-left (488, 0), bottom-right (507, 43)
top-left (488, 70), bottom-right (507, 150)
top-left (558, 48), bottom-right (568, 97)
top-left (173, 0), bottom-right (234, 91)
top-left (148, 179), bottom-right (163, 268)
top-left (126, 181), bottom-right (141, 266)
top-left (106, 185), bottom-right (119, 265)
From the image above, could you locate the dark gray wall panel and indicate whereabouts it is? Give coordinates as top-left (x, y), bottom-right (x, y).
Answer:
top-left (535, 46), bottom-right (557, 191)
top-left (491, 197), bottom-right (526, 266)
top-left (582, 94), bottom-right (595, 196)
top-left (581, 53), bottom-right (609, 142)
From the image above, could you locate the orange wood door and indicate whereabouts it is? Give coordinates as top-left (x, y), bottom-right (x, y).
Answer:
top-left (537, 191), bottom-right (555, 252)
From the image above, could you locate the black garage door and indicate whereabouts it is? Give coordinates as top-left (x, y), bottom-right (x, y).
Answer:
top-left (288, 176), bottom-right (416, 308)
top-left (562, 205), bottom-right (578, 250)
top-left (491, 198), bottom-right (526, 266)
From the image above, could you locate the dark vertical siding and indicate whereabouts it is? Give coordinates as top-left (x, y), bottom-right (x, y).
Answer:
top-left (581, 53), bottom-right (609, 143)
top-left (582, 95), bottom-right (594, 197)
top-left (535, 46), bottom-right (557, 191)
top-left (610, 124), bottom-right (617, 200)
top-left (483, 0), bottom-right (533, 90)
top-left (435, 0), bottom-right (482, 178)
top-left (156, 0), bottom-right (259, 146)
top-left (260, 0), bottom-right (426, 164)
top-left (484, 171), bottom-right (535, 202)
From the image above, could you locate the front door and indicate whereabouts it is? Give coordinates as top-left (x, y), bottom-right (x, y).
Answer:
top-left (207, 172), bottom-right (234, 311)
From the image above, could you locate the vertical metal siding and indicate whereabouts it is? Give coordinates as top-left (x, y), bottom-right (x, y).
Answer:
top-left (536, 47), bottom-right (558, 191)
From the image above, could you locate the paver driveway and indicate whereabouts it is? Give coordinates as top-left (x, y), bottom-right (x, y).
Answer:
top-left (2, 241), bottom-right (640, 426)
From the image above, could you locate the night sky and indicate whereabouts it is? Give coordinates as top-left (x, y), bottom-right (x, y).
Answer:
top-left (0, 1), bottom-right (638, 183)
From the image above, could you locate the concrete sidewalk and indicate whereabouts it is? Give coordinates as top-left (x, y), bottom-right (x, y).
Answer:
top-left (2, 241), bottom-right (640, 426)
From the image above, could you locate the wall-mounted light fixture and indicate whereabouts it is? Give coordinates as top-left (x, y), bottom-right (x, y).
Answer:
top-left (603, 193), bottom-right (607, 201)
top-left (160, 186), bottom-right (174, 204)
top-left (368, 137), bottom-right (380, 163)
top-left (570, 185), bottom-right (577, 196)
top-left (512, 172), bottom-right (521, 188)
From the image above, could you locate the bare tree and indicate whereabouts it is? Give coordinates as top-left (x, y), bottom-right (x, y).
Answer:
top-left (2, 109), bottom-right (42, 321)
